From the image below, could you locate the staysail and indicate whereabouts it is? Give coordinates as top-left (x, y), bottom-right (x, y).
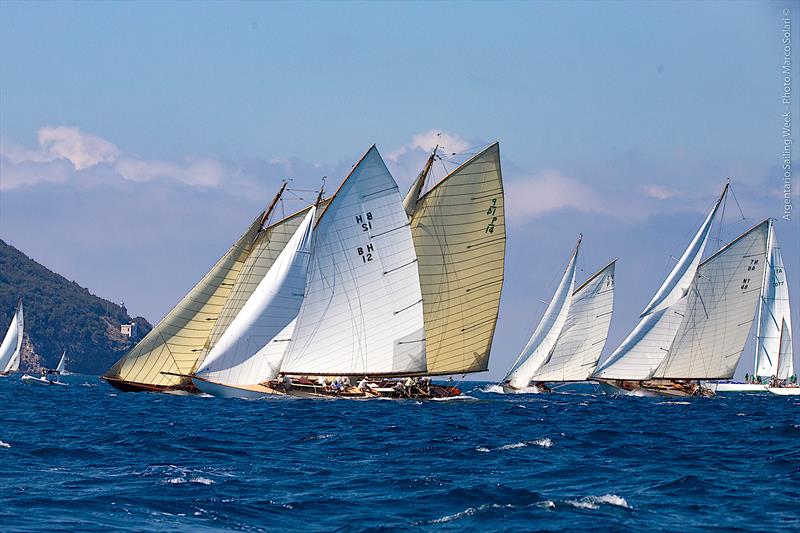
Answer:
top-left (0, 301), bottom-right (23, 373)
top-left (280, 146), bottom-right (426, 376)
top-left (504, 238), bottom-right (580, 388)
top-left (754, 221), bottom-right (793, 378)
top-left (103, 187), bottom-right (299, 390)
top-left (530, 260), bottom-right (616, 382)
top-left (407, 143), bottom-right (506, 375)
top-left (593, 185), bottom-right (728, 380)
top-left (194, 206), bottom-right (316, 385)
top-left (652, 220), bottom-right (769, 380)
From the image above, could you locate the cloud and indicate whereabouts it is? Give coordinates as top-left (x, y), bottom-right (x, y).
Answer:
top-left (37, 126), bottom-right (120, 170)
top-left (116, 157), bottom-right (224, 187)
top-left (386, 129), bottom-right (470, 162)
top-left (645, 184), bottom-right (676, 200)
top-left (504, 170), bottom-right (610, 222)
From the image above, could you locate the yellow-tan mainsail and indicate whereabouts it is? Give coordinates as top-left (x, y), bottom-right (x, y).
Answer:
top-left (405, 142), bottom-right (506, 375)
top-left (103, 186), bottom-right (319, 392)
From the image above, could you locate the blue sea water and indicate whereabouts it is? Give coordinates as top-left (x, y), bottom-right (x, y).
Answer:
top-left (1, 376), bottom-right (798, 532)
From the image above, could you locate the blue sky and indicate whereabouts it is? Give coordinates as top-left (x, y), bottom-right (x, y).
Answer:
top-left (1, 0), bottom-right (797, 379)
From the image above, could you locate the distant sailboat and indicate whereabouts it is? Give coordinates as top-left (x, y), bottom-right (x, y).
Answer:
top-left (103, 183), bottom-right (318, 393)
top-left (56, 350), bottom-right (67, 375)
top-left (501, 237), bottom-right (615, 392)
top-left (712, 220), bottom-right (794, 392)
top-left (595, 202), bottom-right (770, 398)
top-left (0, 301), bottom-right (23, 377)
top-left (22, 350), bottom-right (68, 386)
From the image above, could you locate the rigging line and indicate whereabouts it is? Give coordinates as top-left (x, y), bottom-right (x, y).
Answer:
top-left (727, 181), bottom-right (748, 221)
top-left (284, 188), bottom-right (314, 204)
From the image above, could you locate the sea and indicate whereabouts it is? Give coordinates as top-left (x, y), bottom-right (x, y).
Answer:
top-left (1, 376), bottom-right (798, 532)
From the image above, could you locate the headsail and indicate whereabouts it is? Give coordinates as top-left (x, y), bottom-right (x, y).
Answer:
top-left (409, 143), bottom-right (506, 375)
top-left (593, 185), bottom-right (728, 380)
top-left (531, 260), bottom-right (616, 382)
top-left (754, 222), bottom-right (793, 378)
top-left (56, 350), bottom-right (66, 374)
top-left (776, 319), bottom-right (794, 380)
top-left (104, 187), bottom-right (297, 389)
top-left (0, 301), bottom-right (23, 373)
top-left (504, 238), bottom-right (580, 388)
top-left (195, 207), bottom-right (316, 385)
top-left (652, 220), bottom-right (770, 380)
top-left (280, 146), bottom-right (426, 376)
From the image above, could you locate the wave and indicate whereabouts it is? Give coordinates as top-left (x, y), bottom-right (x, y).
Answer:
top-left (476, 438), bottom-right (553, 453)
top-left (0, 440), bottom-right (10, 448)
top-left (564, 494), bottom-right (631, 510)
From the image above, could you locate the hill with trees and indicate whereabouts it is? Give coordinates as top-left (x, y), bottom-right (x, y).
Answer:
top-left (0, 239), bottom-right (151, 374)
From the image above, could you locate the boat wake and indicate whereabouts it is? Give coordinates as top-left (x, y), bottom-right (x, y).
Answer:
top-left (476, 438), bottom-right (553, 453)
top-left (479, 384), bottom-right (543, 395)
top-left (431, 394), bottom-right (478, 401)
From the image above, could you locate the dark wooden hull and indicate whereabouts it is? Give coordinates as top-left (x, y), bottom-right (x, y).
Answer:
top-left (102, 376), bottom-right (200, 394)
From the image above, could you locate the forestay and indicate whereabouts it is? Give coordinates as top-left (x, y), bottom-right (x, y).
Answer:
top-left (0, 302), bottom-right (23, 373)
top-left (531, 261), bottom-right (616, 382)
top-left (754, 222), bottom-right (793, 378)
top-left (653, 220), bottom-right (769, 380)
top-left (195, 207), bottom-right (316, 385)
top-left (504, 239), bottom-right (579, 388)
top-left (593, 186), bottom-right (727, 380)
top-left (280, 146), bottom-right (426, 376)
top-left (408, 143), bottom-right (506, 375)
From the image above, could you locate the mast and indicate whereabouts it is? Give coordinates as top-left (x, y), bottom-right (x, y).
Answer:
top-left (753, 219), bottom-right (774, 378)
top-left (255, 181), bottom-right (288, 238)
top-left (403, 145), bottom-right (438, 217)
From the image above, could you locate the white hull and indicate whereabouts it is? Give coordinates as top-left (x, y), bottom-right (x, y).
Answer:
top-left (705, 382), bottom-right (766, 392)
top-left (21, 374), bottom-right (67, 386)
top-left (501, 384), bottom-right (548, 394)
top-left (767, 387), bottom-right (800, 396)
top-left (193, 378), bottom-right (279, 399)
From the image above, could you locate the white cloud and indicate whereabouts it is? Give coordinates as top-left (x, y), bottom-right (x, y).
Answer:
top-left (387, 129), bottom-right (470, 162)
top-left (115, 157), bottom-right (224, 187)
top-left (37, 126), bottom-right (119, 170)
top-left (504, 170), bottom-right (609, 222)
top-left (645, 184), bottom-right (676, 200)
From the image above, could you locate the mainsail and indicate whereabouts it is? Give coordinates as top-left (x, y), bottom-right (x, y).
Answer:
top-left (652, 220), bottom-right (770, 380)
top-left (504, 238), bottom-right (580, 389)
top-left (531, 260), bottom-right (616, 383)
top-left (103, 186), bottom-right (303, 390)
top-left (0, 301), bottom-right (23, 373)
top-left (280, 146), bottom-right (426, 376)
top-left (593, 185), bottom-right (728, 380)
top-left (406, 143), bottom-right (506, 375)
top-left (56, 350), bottom-right (66, 374)
top-left (194, 206), bottom-right (316, 386)
top-left (754, 221), bottom-right (793, 379)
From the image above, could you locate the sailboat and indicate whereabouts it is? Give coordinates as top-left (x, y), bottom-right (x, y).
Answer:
top-left (102, 183), bottom-right (320, 393)
top-left (710, 220), bottom-right (794, 393)
top-left (22, 350), bottom-right (68, 386)
top-left (501, 237), bottom-right (615, 393)
top-left (186, 143), bottom-right (505, 399)
top-left (0, 301), bottom-right (23, 377)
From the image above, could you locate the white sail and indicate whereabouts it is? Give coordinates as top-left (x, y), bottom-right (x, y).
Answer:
top-left (593, 186), bottom-right (727, 380)
top-left (195, 207), bottom-right (316, 385)
top-left (504, 239), bottom-right (579, 388)
top-left (754, 223), bottom-right (793, 378)
top-left (0, 302), bottom-right (23, 373)
top-left (653, 221), bottom-right (769, 380)
top-left (56, 350), bottom-right (66, 374)
top-left (776, 319), bottom-right (793, 380)
top-left (531, 261), bottom-right (616, 382)
top-left (280, 146), bottom-right (426, 376)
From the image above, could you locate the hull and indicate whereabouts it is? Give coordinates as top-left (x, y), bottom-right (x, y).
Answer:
top-left (705, 382), bottom-right (766, 392)
top-left (596, 379), bottom-right (713, 398)
top-left (102, 376), bottom-right (199, 394)
top-left (282, 377), bottom-right (462, 400)
top-left (767, 387), bottom-right (800, 396)
top-left (192, 377), bottom-right (285, 399)
top-left (21, 375), bottom-right (67, 387)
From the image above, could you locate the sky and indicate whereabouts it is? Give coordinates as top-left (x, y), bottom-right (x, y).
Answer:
top-left (1, 0), bottom-right (798, 380)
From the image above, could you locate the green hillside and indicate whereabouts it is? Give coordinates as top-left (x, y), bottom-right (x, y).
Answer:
top-left (0, 239), bottom-right (151, 374)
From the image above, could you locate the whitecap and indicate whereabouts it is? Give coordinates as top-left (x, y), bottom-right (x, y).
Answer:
top-left (431, 394), bottom-right (478, 401)
top-left (190, 477), bottom-right (214, 485)
top-left (737, 413), bottom-right (746, 417)
top-left (0, 440), bottom-right (10, 448)
top-left (480, 384), bottom-right (506, 394)
top-left (166, 477), bottom-right (186, 484)
top-left (476, 446), bottom-right (490, 453)
top-left (537, 500), bottom-right (556, 509)
top-left (656, 401), bottom-right (691, 405)
top-left (566, 494), bottom-right (631, 510)
top-left (477, 438), bottom-right (553, 453)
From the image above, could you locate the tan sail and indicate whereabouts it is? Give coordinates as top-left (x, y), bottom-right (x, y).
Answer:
top-left (408, 142), bottom-right (506, 375)
top-left (104, 188), bottom-right (319, 391)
